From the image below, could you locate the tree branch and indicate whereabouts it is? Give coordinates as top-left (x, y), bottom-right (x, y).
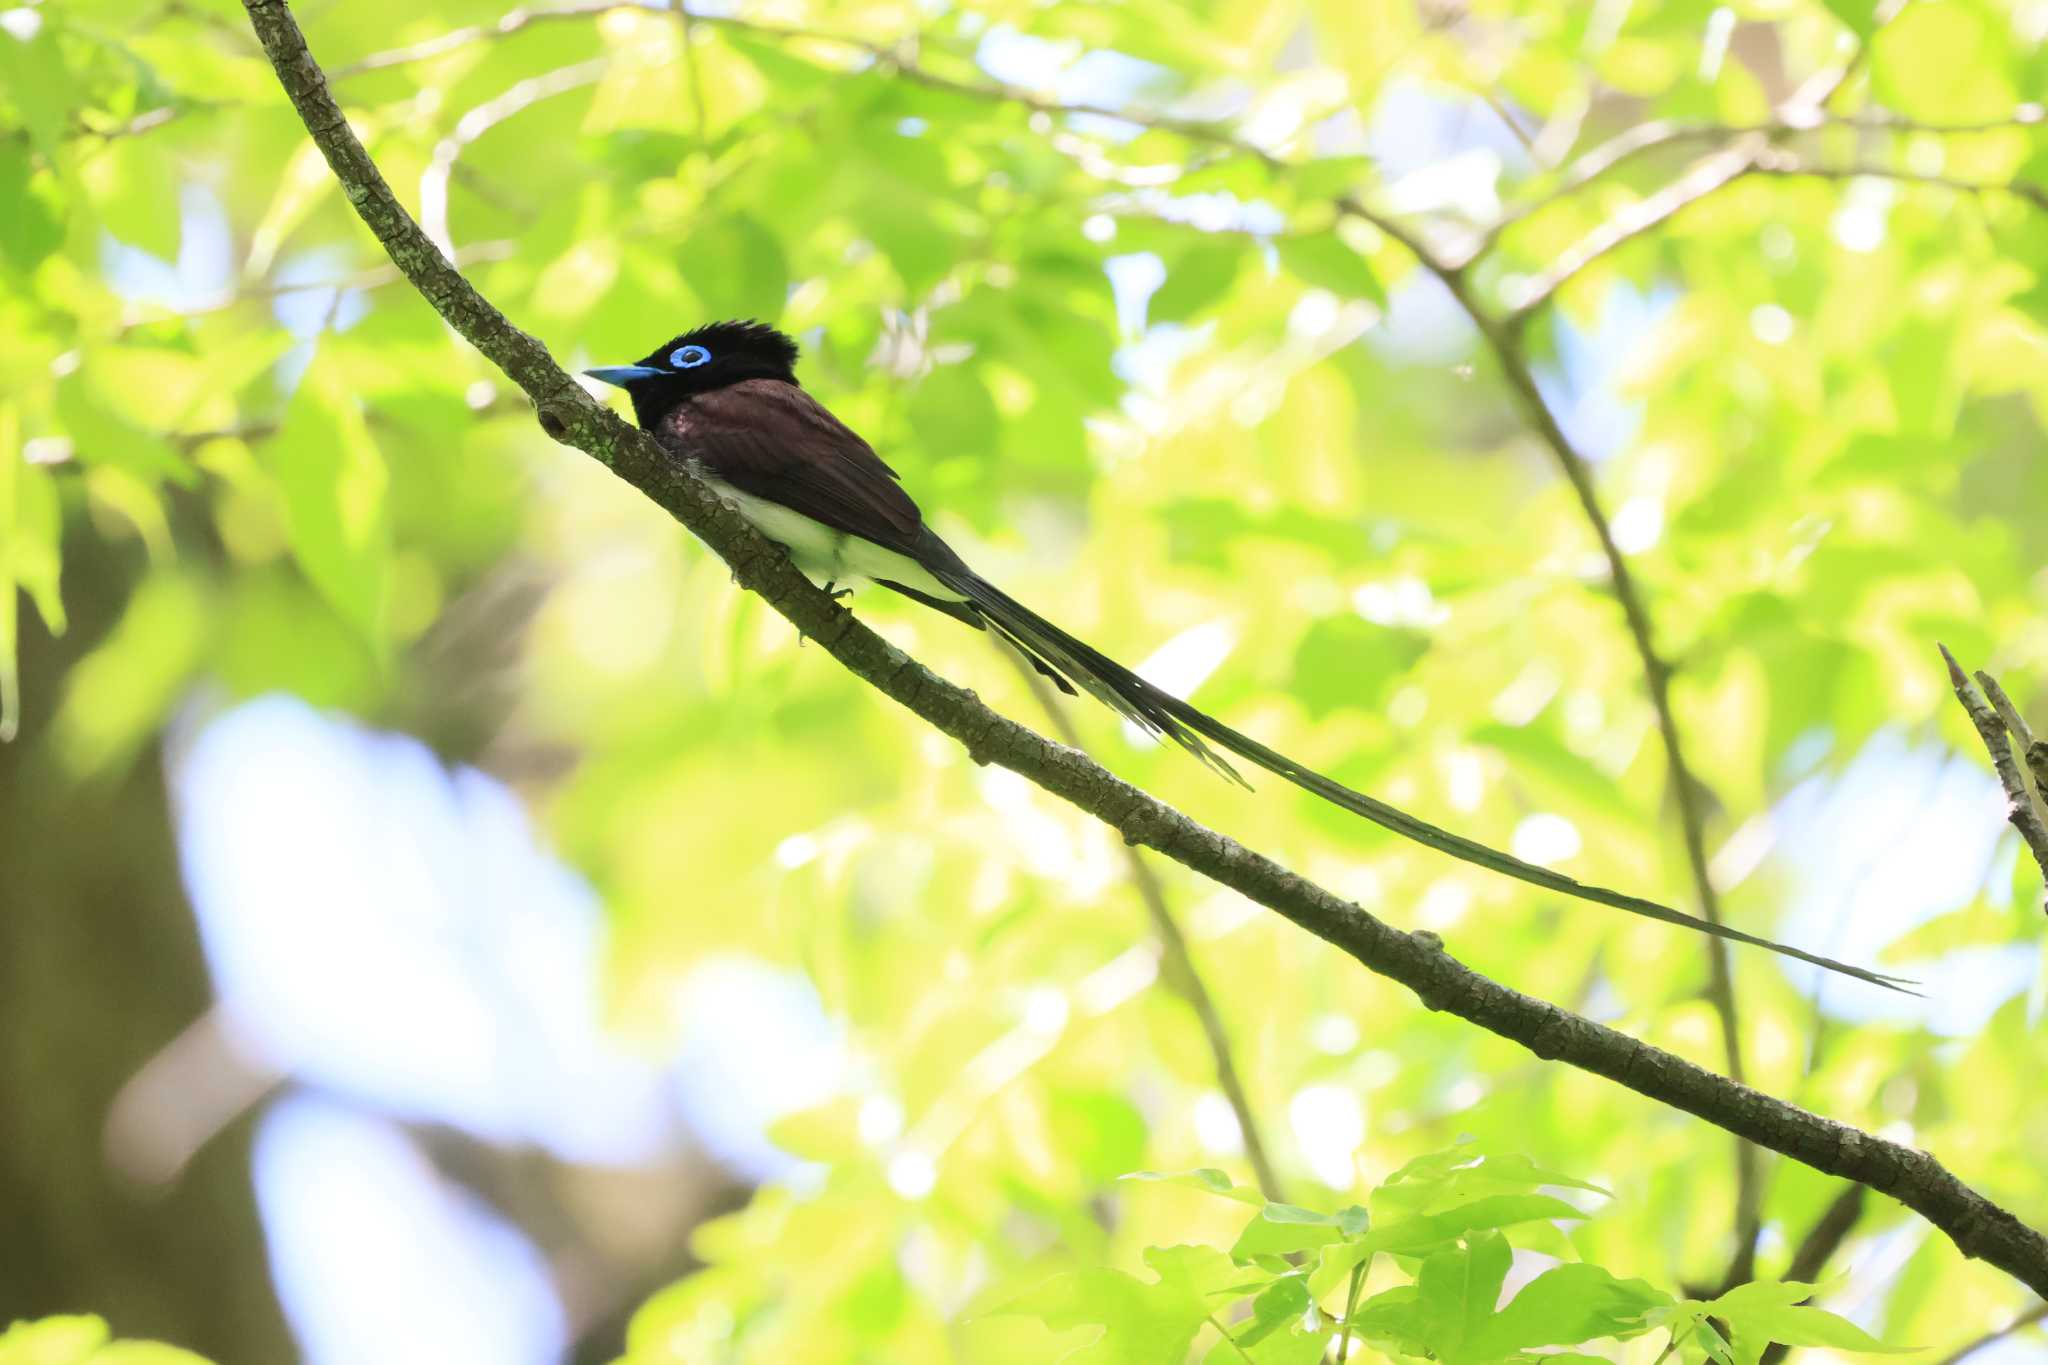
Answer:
top-left (1976, 672), bottom-right (2048, 811)
top-left (1008, 654), bottom-right (1287, 1205)
top-left (330, 0), bottom-right (1273, 160)
top-left (1499, 134), bottom-right (2048, 324)
top-left (1784, 1183), bottom-right (1868, 1283)
top-left (241, 0), bottom-right (2048, 1302)
top-left (1941, 647), bottom-right (2048, 915)
top-left (1502, 136), bottom-right (1766, 323)
top-left (1480, 102), bottom-right (2042, 256)
top-left (1338, 189), bottom-right (1762, 1278)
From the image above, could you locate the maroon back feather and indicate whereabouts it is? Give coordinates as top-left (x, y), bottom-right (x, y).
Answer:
top-left (656, 379), bottom-right (929, 558)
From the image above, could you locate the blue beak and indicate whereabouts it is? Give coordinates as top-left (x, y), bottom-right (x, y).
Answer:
top-left (584, 364), bottom-right (666, 388)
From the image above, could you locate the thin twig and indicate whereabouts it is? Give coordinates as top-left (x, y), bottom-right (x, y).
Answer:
top-left (1503, 135), bottom-right (1766, 322)
top-left (1941, 647), bottom-right (2048, 913)
top-left (1789, 0), bottom-right (1911, 111)
top-left (78, 103), bottom-right (200, 141)
top-left (1493, 0), bottom-right (1931, 308)
top-left (1485, 120), bottom-right (1733, 245)
top-left (1333, 1257), bottom-right (1368, 1363)
top-left (252, 0), bottom-right (2043, 1301)
top-left (1007, 652), bottom-right (1287, 1204)
top-left (1756, 1185), bottom-right (1867, 1365)
top-left (1932, 1301), bottom-right (2048, 1365)
top-left (1748, 152), bottom-right (2048, 215)
top-left (1206, 1313), bottom-right (1257, 1364)
top-left (241, 0), bottom-right (2048, 1301)
top-left (1787, 1183), bottom-right (1869, 1282)
top-left (1481, 0), bottom-right (1861, 252)
top-left (116, 240), bottom-right (515, 336)
top-left (1338, 189), bottom-right (1761, 1278)
top-left (419, 58), bottom-right (611, 254)
top-left (335, 0), bottom-right (2048, 253)
top-left (1975, 673), bottom-right (2048, 806)
top-left (330, 0), bottom-right (625, 77)
top-left (1834, 105), bottom-right (2045, 133)
top-left (1482, 103), bottom-right (2042, 251)
top-left (334, 0), bottom-right (1279, 160)
top-left (1651, 1321), bottom-right (1695, 1365)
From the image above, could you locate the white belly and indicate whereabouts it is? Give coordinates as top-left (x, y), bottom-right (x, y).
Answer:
top-left (706, 478), bottom-right (965, 602)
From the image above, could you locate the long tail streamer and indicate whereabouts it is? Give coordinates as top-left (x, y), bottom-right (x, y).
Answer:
top-left (908, 545), bottom-right (1912, 993)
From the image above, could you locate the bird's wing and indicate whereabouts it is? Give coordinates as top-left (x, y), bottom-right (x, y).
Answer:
top-left (664, 379), bottom-right (928, 557)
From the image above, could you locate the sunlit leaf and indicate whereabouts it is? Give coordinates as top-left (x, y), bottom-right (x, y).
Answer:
top-left (269, 348), bottom-right (391, 639)
top-left (1468, 1263), bottom-right (1672, 1356)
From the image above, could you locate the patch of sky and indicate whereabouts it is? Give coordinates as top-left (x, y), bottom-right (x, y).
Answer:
top-left (1769, 729), bottom-right (2032, 1034)
top-left (255, 1094), bottom-right (567, 1365)
top-left (1367, 79), bottom-right (1533, 184)
top-left (100, 182), bottom-right (233, 313)
top-left (975, 27), bottom-right (1174, 138)
top-left (172, 697), bottom-right (861, 1360)
top-left (100, 183), bottom-right (365, 393)
top-left (1532, 282), bottom-right (1678, 462)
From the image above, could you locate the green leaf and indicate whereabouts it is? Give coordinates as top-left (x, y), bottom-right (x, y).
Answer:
top-left (1348, 1284), bottom-right (1425, 1355)
top-left (0, 18), bottom-right (80, 157)
top-left (1290, 615), bottom-right (1428, 717)
top-left (1275, 232), bottom-right (1385, 305)
top-left (88, 140), bottom-right (182, 262)
top-left (1373, 1146), bottom-right (1608, 1217)
top-left (908, 362), bottom-right (1000, 461)
top-left (1702, 1281), bottom-right (1914, 1363)
top-left (1291, 156), bottom-right (1376, 200)
top-left (1366, 1195), bottom-right (1591, 1256)
top-left (270, 349), bottom-right (391, 639)
top-left (0, 1316), bottom-right (217, 1365)
top-left (1150, 242), bottom-right (1244, 325)
top-left (1237, 1272), bottom-right (1311, 1347)
top-left (1050, 1089), bottom-right (1150, 1186)
top-left (0, 1316), bottom-right (111, 1363)
top-left (1467, 1263), bottom-right (1673, 1356)
top-left (1206, 1326), bottom-right (1331, 1364)
top-left (0, 403), bottom-right (64, 742)
top-left (763, 1096), bottom-right (863, 1163)
top-left (1144, 1243), bottom-right (1249, 1299)
top-left (1120, 1168), bottom-right (1269, 1206)
top-left (0, 145), bottom-right (64, 274)
top-left (1415, 1230), bottom-right (1511, 1365)
top-left (13, 453), bottom-right (61, 632)
top-left (1870, 4), bottom-right (2017, 122)
top-left (1820, 0), bottom-right (1880, 39)
top-left (682, 215), bottom-right (789, 323)
top-left (1231, 1202), bottom-right (1364, 1260)
top-left (1261, 1202), bottom-right (1341, 1224)
top-left (48, 573), bottom-right (208, 777)
top-left (995, 1245), bottom-right (1240, 1364)
top-left (81, 1343), bottom-right (216, 1365)
top-left (54, 372), bottom-right (192, 486)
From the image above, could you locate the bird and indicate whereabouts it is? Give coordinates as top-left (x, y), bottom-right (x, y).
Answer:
top-left (586, 320), bottom-right (1909, 993)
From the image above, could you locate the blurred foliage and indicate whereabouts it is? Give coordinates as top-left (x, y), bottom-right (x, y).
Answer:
top-left (0, 1316), bottom-right (212, 1365)
top-left (6, 1145), bottom-right (1909, 1365)
top-left (3, 0), bottom-right (2047, 1359)
top-left (615, 1143), bottom-right (1908, 1365)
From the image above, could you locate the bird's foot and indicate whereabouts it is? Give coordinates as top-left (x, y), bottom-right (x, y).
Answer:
top-left (823, 581), bottom-right (854, 601)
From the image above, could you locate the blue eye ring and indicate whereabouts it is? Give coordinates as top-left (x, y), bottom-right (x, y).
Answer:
top-left (670, 344), bottom-right (712, 369)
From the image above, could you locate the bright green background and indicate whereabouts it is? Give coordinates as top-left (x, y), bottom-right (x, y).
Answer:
top-left (3, 0), bottom-right (2046, 1360)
